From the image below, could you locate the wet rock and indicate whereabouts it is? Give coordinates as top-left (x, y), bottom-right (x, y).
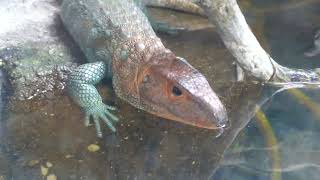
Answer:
top-left (1, 45), bottom-right (79, 101)
top-left (0, 0), bottom-right (85, 101)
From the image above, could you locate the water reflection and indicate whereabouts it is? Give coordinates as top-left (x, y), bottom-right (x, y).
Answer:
top-left (215, 87), bottom-right (320, 180)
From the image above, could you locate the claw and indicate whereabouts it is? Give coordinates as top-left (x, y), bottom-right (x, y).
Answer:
top-left (100, 113), bottom-right (116, 132)
top-left (83, 103), bottom-right (119, 137)
top-left (104, 107), bottom-right (119, 122)
top-left (93, 115), bottom-right (103, 138)
top-left (105, 105), bottom-right (117, 111)
top-left (84, 115), bottom-right (91, 127)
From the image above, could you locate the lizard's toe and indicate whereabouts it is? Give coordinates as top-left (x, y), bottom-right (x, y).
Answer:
top-left (100, 113), bottom-right (116, 132)
top-left (84, 115), bottom-right (91, 127)
top-left (84, 103), bottom-right (119, 137)
top-left (105, 105), bottom-right (117, 111)
top-left (93, 114), bottom-right (103, 138)
top-left (104, 106), bottom-right (119, 122)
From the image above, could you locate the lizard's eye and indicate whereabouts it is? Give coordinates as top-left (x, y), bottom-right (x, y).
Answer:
top-left (172, 86), bottom-right (182, 96)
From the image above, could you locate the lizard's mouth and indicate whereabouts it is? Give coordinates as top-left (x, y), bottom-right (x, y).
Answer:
top-left (142, 106), bottom-right (228, 137)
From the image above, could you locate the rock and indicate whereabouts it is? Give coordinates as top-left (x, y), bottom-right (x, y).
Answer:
top-left (0, 0), bottom-right (85, 101)
top-left (1, 45), bottom-right (79, 101)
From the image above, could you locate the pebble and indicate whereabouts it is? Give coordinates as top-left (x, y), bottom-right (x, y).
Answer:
top-left (65, 154), bottom-right (73, 159)
top-left (47, 174), bottom-right (57, 180)
top-left (87, 144), bottom-right (100, 152)
top-left (41, 165), bottom-right (49, 176)
top-left (46, 162), bottom-right (53, 168)
top-left (28, 159), bottom-right (39, 167)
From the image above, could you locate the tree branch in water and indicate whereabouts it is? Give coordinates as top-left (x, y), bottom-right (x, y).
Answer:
top-left (188, 0), bottom-right (320, 83)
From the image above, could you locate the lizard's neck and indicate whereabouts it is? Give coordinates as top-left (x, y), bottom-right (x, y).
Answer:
top-left (112, 36), bottom-right (167, 63)
top-left (111, 36), bottom-right (174, 110)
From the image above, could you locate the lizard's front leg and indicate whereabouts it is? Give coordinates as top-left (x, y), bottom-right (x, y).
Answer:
top-left (67, 61), bottom-right (119, 138)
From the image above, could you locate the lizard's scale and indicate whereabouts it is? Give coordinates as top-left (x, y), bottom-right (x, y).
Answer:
top-left (61, 0), bottom-right (158, 67)
top-left (68, 62), bottom-right (106, 106)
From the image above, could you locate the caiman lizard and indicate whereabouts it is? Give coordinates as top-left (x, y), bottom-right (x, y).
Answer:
top-left (60, 0), bottom-right (228, 137)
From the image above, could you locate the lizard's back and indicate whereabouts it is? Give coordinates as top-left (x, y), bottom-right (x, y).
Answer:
top-left (61, 0), bottom-right (157, 74)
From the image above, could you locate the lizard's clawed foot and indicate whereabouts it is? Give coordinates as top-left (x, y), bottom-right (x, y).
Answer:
top-left (84, 103), bottom-right (119, 138)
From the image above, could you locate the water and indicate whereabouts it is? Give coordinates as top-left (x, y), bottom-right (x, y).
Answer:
top-left (215, 88), bottom-right (320, 180)
top-left (1, 0), bottom-right (320, 180)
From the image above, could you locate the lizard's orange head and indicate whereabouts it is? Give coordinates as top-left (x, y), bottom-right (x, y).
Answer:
top-left (138, 52), bottom-right (228, 131)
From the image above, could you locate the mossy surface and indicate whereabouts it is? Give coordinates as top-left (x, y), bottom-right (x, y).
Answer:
top-left (0, 44), bottom-right (80, 100)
